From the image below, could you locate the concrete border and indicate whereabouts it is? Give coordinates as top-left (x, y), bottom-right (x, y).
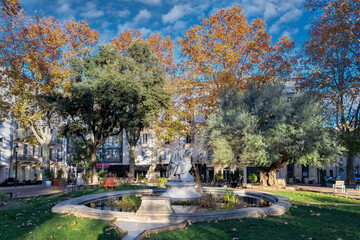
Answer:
top-left (52, 188), bottom-right (291, 223)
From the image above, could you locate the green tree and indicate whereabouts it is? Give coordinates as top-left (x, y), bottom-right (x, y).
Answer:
top-left (69, 138), bottom-right (91, 169)
top-left (45, 45), bottom-right (132, 183)
top-left (205, 82), bottom-right (343, 186)
top-left (123, 41), bottom-right (170, 181)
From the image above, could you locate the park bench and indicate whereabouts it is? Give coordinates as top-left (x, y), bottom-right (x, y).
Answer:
top-left (333, 180), bottom-right (345, 193)
top-left (52, 179), bottom-right (65, 190)
top-left (105, 177), bottom-right (116, 189)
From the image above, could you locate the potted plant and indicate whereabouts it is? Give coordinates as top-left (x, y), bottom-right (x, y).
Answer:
top-left (43, 168), bottom-right (53, 187)
top-left (33, 173), bottom-right (38, 182)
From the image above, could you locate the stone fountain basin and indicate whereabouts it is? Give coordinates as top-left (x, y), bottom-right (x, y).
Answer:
top-left (52, 188), bottom-right (291, 223)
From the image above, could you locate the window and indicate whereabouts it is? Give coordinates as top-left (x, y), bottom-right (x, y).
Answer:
top-left (185, 134), bottom-right (192, 143)
top-left (24, 144), bottom-right (28, 156)
top-left (50, 148), bottom-right (53, 159)
top-left (40, 146), bottom-right (43, 157)
top-left (329, 170), bottom-right (333, 177)
top-left (32, 146), bottom-right (36, 156)
top-left (142, 134), bottom-right (149, 145)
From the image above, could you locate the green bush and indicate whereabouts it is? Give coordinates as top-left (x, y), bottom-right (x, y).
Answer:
top-left (98, 170), bottom-right (106, 178)
top-left (56, 169), bottom-right (64, 179)
top-left (248, 173), bottom-right (258, 183)
top-left (223, 189), bottom-right (238, 203)
top-left (157, 177), bottom-right (167, 186)
top-left (0, 192), bottom-right (9, 202)
top-left (116, 195), bottom-right (142, 211)
top-left (44, 168), bottom-right (53, 180)
top-left (214, 170), bottom-right (223, 181)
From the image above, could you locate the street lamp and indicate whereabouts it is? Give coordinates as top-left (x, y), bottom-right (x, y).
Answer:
top-left (100, 152), bottom-right (104, 171)
top-left (14, 145), bottom-right (19, 188)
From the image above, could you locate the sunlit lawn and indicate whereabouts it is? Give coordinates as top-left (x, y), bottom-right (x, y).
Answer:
top-left (0, 184), bottom-right (147, 240)
top-left (150, 190), bottom-right (360, 240)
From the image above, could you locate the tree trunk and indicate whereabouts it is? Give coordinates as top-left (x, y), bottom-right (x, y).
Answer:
top-left (319, 169), bottom-right (326, 187)
top-left (191, 164), bottom-right (203, 195)
top-left (346, 153), bottom-right (355, 185)
top-left (259, 169), bottom-right (278, 186)
top-left (129, 145), bottom-right (136, 182)
top-left (42, 143), bottom-right (51, 185)
top-left (91, 150), bottom-right (98, 184)
top-left (259, 160), bottom-right (289, 187)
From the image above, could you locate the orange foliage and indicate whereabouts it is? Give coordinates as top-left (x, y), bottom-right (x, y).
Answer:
top-left (112, 29), bottom-right (175, 74)
top-left (176, 5), bottom-right (296, 117)
top-left (1, 0), bottom-right (21, 16)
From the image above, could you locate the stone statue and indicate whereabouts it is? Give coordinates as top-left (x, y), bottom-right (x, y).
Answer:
top-left (162, 143), bottom-right (201, 201)
top-left (166, 143), bottom-right (193, 182)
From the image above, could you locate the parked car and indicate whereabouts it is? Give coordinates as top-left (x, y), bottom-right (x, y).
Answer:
top-left (355, 173), bottom-right (360, 184)
top-left (325, 177), bottom-right (336, 184)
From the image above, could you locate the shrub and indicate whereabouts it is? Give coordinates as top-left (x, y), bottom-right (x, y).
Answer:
top-left (157, 177), bottom-right (167, 186)
top-left (0, 192), bottom-right (9, 203)
top-left (98, 170), bottom-right (106, 178)
top-left (44, 168), bottom-right (53, 180)
top-left (56, 169), bottom-right (64, 179)
top-left (248, 173), bottom-right (258, 183)
top-left (223, 189), bottom-right (238, 203)
top-left (214, 170), bottom-right (223, 181)
top-left (82, 170), bottom-right (92, 184)
top-left (198, 194), bottom-right (217, 209)
top-left (117, 195), bottom-right (142, 211)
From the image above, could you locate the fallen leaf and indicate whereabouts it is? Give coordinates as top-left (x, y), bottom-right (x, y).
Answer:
top-left (71, 221), bottom-right (77, 225)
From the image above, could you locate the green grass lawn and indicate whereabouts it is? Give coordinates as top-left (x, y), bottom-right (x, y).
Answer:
top-left (0, 184), bottom-right (147, 240)
top-left (150, 191), bottom-right (360, 240)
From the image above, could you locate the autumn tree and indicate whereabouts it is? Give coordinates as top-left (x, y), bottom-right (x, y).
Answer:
top-left (205, 82), bottom-right (343, 186)
top-left (302, 0), bottom-right (360, 184)
top-left (1, 0), bottom-right (21, 15)
top-left (177, 5), bottom-right (296, 117)
top-left (0, 11), bottom-right (98, 181)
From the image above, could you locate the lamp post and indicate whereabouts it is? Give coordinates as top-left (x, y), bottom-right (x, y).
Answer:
top-left (100, 152), bottom-right (104, 172)
top-left (14, 145), bottom-right (19, 188)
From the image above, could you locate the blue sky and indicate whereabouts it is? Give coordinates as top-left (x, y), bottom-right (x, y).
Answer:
top-left (21, 0), bottom-right (312, 56)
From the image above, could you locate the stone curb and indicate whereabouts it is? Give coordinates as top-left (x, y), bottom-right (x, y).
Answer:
top-left (52, 188), bottom-right (291, 224)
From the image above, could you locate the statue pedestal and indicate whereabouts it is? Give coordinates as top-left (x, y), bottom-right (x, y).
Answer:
top-left (161, 180), bottom-right (201, 201)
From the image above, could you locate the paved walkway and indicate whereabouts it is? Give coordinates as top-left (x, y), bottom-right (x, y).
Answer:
top-left (114, 222), bottom-right (173, 240)
top-left (0, 185), bottom-right (68, 198)
top-left (294, 185), bottom-right (360, 200)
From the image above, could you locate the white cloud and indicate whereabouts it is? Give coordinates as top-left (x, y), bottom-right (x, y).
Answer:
top-left (263, 3), bottom-right (277, 20)
top-left (173, 20), bottom-right (186, 30)
top-left (140, 27), bottom-right (152, 37)
top-left (117, 21), bottom-right (134, 33)
top-left (118, 9), bottom-right (131, 18)
top-left (55, 3), bottom-right (75, 16)
top-left (135, 0), bottom-right (161, 5)
top-left (80, 2), bottom-right (104, 19)
top-left (134, 9), bottom-right (151, 23)
top-left (280, 28), bottom-right (299, 39)
top-left (162, 4), bottom-right (193, 24)
top-left (269, 8), bottom-right (302, 34)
